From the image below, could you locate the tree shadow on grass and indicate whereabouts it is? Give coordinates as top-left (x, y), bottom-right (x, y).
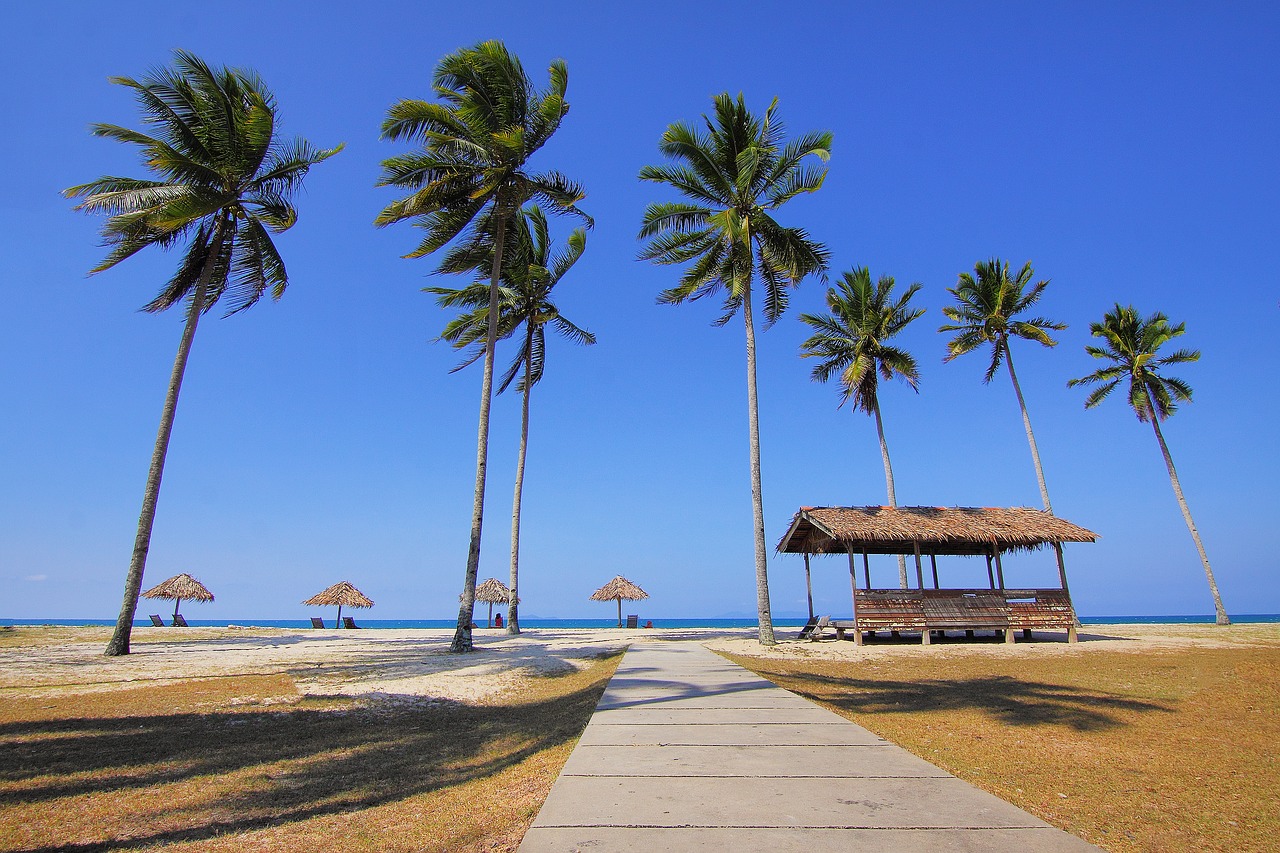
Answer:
top-left (0, 671), bottom-right (611, 851)
top-left (739, 668), bottom-right (1172, 732)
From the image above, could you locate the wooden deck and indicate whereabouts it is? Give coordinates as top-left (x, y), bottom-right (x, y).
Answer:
top-left (829, 588), bottom-right (1078, 645)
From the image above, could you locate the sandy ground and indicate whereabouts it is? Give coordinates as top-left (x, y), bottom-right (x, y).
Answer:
top-left (2, 622), bottom-right (1276, 705)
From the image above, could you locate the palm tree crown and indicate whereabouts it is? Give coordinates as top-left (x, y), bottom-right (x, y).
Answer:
top-left (66, 50), bottom-right (343, 314)
top-left (939, 258), bottom-right (1066, 382)
top-left (1067, 304), bottom-right (1198, 421)
top-left (799, 268), bottom-right (924, 412)
top-left (638, 93), bottom-right (831, 323)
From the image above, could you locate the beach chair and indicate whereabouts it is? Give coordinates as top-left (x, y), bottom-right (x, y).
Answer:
top-left (149, 614), bottom-right (165, 627)
top-left (172, 614), bottom-right (188, 627)
top-left (342, 616), bottom-right (360, 629)
top-left (625, 614), bottom-right (638, 629)
top-left (808, 615), bottom-right (831, 642)
top-left (310, 617), bottom-right (325, 629)
top-left (796, 615), bottom-right (819, 639)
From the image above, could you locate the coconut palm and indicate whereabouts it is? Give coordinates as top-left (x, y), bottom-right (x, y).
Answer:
top-left (427, 205), bottom-right (594, 636)
top-left (1068, 305), bottom-right (1228, 625)
top-left (639, 93), bottom-right (831, 645)
top-left (376, 41), bottom-right (589, 652)
top-left (64, 51), bottom-right (342, 656)
top-left (799, 268), bottom-right (924, 588)
top-left (939, 259), bottom-right (1067, 511)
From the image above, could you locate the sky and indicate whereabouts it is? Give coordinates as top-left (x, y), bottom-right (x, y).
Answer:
top-left (1, 1), bottom-right (1277, 621)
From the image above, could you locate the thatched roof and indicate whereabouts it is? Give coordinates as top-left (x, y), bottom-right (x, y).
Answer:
top-left (475, 577), bottom-right (510, 603)
top-left (777, 506), bottom-right (1098, 557)
top-left (302, 581), bottom-right (374, 608)
top-left (589, 576), bottom-right (649, 602)
top-left (142, 573), bottom-right (214, 602)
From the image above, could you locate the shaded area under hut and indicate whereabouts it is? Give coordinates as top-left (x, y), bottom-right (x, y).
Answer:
top-left (141, 573), bottom-right (213, 626)
top-left (777, 506), bottom-right (1097, 645)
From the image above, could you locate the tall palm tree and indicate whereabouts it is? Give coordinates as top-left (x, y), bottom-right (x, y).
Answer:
top-left (939, 259), bottom-right (1067, 512)
top-left (1068, 305), bottom-right (1229, 625)
top-left (64, 51), bottom-right (342, 657)
top-left (639, 93), bottom-right (831, 645)
top-left (376, 41), bottom-right (589, 652)
top-left (799, 268), bottom-right (924, 588)
top-left (428, 205), bottom-right (594, 636)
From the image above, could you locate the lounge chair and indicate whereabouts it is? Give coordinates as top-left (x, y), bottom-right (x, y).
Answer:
top-left (172, 614), bottom-right (188, 627)
top-left (149, 614), bottom-right (165, 627)
top-left (625, 614), bottom-right (638, 629)
top-left (808, 615), bottom-right (831, 642)
top-left (796, 615), bottom-right (819, 639)
top-left (342, 616), bottom-right (360, 629)
top-left (310, 617), bottom-right (325, 629)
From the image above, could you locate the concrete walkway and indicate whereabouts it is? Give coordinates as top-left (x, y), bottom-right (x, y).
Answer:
top-left (520, 641), bottom-right (1101, 852)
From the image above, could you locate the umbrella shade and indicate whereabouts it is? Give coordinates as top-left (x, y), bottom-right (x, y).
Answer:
top-left (589, 576), bottom-right (648, 627)
top-left (141, 573), bottom-right (213, 620)
top-left (302, 581), bottom-right (373, 628)
top-left (475, 577), bottom-right (511, 628)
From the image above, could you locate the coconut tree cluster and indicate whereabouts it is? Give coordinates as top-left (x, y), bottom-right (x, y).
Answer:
top-left (70, 44), bottom-right (1228, 657)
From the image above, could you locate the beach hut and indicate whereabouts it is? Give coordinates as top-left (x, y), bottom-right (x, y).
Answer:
top-left (141, 573), bottom-right (213, 625)
top-left (777, 506), bottom-right (1097, 645)
top-left (303, 581), bottom-right (373, 629)
top-left (590, 576), bottom-right (648, 628)
top-left (475, 577), bottom-right (510, 628)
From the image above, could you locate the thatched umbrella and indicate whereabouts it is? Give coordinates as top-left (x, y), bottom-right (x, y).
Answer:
top-left (474, 577), bottom-right (510, 628)
top-left (141, 573), bottom-right (213, 623)
top-left (590, 576), bottom-right (649, 627)
top-left (302, 581), bottom-right (373, 628)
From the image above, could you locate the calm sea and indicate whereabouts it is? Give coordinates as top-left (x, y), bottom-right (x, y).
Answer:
top-left (2, 615), bottom-right (1277, 629)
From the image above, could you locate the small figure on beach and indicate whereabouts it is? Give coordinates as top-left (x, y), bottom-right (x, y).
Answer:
top-left (494, 612), bottom-right (504, 629)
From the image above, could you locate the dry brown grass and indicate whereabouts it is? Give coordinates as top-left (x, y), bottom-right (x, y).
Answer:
top-left (723, 643), bottom-right (1279, 853)
top-left (0, 648), bottom-right (621, 852)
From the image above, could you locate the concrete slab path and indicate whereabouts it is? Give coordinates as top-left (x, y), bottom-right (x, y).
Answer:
top-left (519, 640), bottom-right (1101, 852)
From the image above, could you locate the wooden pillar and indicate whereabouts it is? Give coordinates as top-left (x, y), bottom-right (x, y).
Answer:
top-left (985, 553), bottom-right (995, 589)
top-left (1054, 543), bottom-right (1071, 594)
top-left (804, 553), bottom-right (814, 621)
top-left (913, 542), bottom-right (924, 589)
top-left (848, 550), bottom-right (863, 646)
top-left (930, 553), bottom-right (939, 589)
top-left (862, 547), bottom-right (871, 590)
top-left (993, 546), bottom-right (1006, 590)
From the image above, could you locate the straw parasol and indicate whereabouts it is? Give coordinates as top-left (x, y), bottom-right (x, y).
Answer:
top-left (474, 577), bottom-right (510, 628)
top-left (590, 575), bottom-right (648, 627)
top-left (141, 573), bottom-right (213, 622)
top-left (302, 581), bottom-right (373, 628)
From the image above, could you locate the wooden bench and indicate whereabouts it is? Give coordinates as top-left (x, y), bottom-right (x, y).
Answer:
top-left (831, 588), bottom-right (1078, 645)
top-left (1005, 589), bottom-right (1078, 642)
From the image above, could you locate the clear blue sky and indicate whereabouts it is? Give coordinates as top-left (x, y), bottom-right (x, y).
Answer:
top-left (2, 1), bottom-right (1276, 620)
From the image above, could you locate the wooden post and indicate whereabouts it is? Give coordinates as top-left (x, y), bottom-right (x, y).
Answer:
top-left (985, 553), bottom-right (995, 589)
top-left (804, 553), bottom-right (814, 620)
top-left (913, 542), bottom-right (924, 589)
top-left (993, 546), bottom-right (1006, 590)
top-left (848, 550), bottom-right (863, 646)
top-left (930, 553), bottom-right (939, 589)
top-left (862, 547), bottom-right (871, 590)
top-left (1054, 543), bottom-right (1071, 594)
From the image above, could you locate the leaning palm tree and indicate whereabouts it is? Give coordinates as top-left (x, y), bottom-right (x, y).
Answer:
top-left (1068, 305), bottom-right (1228, 625)
top-left (376, 41), bottom-right (589, 652)
top-left (799, 268), bottom-right (924, 588)
top-left (64, 50), bottom-right (342, 656)
top-left (939, 259), bottom-right (1067, 512)
top-left (428, 205), bottom-right (594, 636)
top-left (639, 93), bottom-right (831, 645)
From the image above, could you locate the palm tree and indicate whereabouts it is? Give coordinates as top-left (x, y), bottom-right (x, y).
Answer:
top-left (1068, 305), bottom-right (1229, 625)
top-left (428, 205), bottom-right (594, 636)
top-left (376, 41), bottom-right (590, 652)
top-left (639, 93), bottom-right (831, 645)
top-left (64, 51), bottom-right (342, 657)
top-left (799, 268), bottom-right (924, 588)
top-left (939, 259), bottom-right (1067, 512)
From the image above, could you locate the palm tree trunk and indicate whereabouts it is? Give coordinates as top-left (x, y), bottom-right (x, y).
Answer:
top-left (872, 398), bottom-right (909, 589)
top-left (452, 209), bottom-right (509, 653)
top-left (1146, 391), bottom-right (1229, 625)
top-left (1004, 342), bottom-right (1053, 512)
top-left (105, 221), bottom-right (227, 657)
top-left (507, 327), bottom-right (533, 635)
top-left (741, 279), bottom-right (775, 645)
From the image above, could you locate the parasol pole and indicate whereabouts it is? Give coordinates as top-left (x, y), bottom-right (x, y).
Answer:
top-left (174, 597), bottom-right (182, 620)
top-left (616, 598), bottom-right (622, 628)
top-left (337, 604), bottom-right (343, 628)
